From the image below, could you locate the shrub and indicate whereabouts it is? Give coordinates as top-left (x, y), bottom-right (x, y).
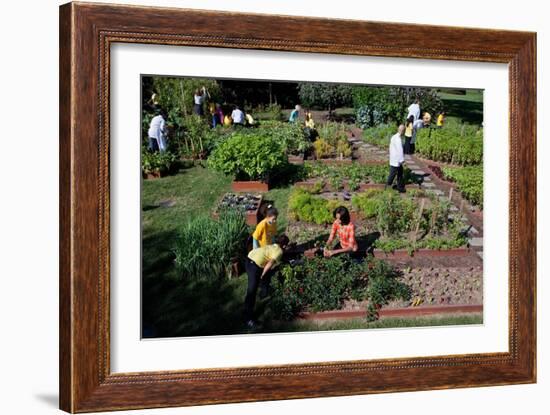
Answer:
top-left (415, 122), bottom-right (483, 165)
top-left (141, 148), bottom-right (177, 174)
top-left (207, 133), bottom-right (287, 181)
top-left (173, 210), bottom-right (249, 280)
top-left (442, 165), bottom-right (483, 207)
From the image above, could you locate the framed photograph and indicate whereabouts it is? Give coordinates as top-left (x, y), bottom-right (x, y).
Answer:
top-left (59, 2), bottom-right (536, 412)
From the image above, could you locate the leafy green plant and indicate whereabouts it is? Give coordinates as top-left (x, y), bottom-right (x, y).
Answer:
top-left (351, 189), bottom-right (384, 218)
top-left (375, 191), bottom-right (416, 236)
top-left (288, 188), bottom-right (340, 225)
top-left (271, 256), bottom-right (367, 320)
top-left (313, 139), bottom-right (335, 159)
top-left (442, 165), bottom-right (483, 207)
top-left (207, 133), bottom-right (287, 181)
top-left (173, 210), bottom-right (249, 280)
top-left (257, 120), bottom-right (311, 155)
top-left (270, 256), bottom-right (410, 322)
top-left (141, 148), bottom-right (177, 175)
top-left (415, 122), bottom-right (483, 165)
top-left (365, 260), bottom-right (411, 321)
top-left (361, 124), bottom-right (395, 149)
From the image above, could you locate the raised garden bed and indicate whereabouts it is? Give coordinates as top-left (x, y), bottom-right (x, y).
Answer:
top-left (287, 154), bottom-right (305, 165)
top-left (295, 181), bottom-right (419, 193)
top-left (286, 187), bottom-right (471, 256)
top-left (213, 192), bottom-right (263, 226)
top-left (231, 180), bottom-right (270, 192)
top-left (307, 157), bottom-right (353, 165)
top-left (373, 247), bottom-right (472, 259)
top-left (297, 263), bottom-right (483, 320)
top-left (142, 170), bottom-right (164, 180)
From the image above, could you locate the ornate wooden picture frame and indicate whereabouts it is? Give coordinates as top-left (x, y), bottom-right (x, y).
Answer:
top-left (59, 2), bottom-right (536, 412)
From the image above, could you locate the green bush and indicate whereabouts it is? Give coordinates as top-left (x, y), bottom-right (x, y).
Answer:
top-left (442, 165), bottom-right (483, 207)
top-left (141, 148), bottom-right (177, 174)
top-left (173, 210), bottom-right (249, 280)
top-left (207, 133), bottom-right (287, 180)
top-left (415, 122), bottom-right (483, 165)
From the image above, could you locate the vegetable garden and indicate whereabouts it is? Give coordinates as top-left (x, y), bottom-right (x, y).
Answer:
top-left (141, 77), bottom-right (484, 337)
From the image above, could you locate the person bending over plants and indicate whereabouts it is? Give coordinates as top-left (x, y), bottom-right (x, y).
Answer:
top-left (252, 206), bottom-right (278, 249)
top-left (244, 234), bottom-right (290, 329)
top-left (324, 206), bottom-right (359, 258)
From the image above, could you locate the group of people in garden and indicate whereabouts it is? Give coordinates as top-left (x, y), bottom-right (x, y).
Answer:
top-left (386, 99), bottom-right (443, 193)
top-left (243, 203), bottom-right (358, 329)
top-left (147, 86), bottom-right (259, 153)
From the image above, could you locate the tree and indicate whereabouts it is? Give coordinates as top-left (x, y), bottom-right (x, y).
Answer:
top-left (150, 77), bottom-right (221, 116)
top-left (297, 83), bottom-right (354, 117)
top-left (352, 86), bottom-right (443, 126)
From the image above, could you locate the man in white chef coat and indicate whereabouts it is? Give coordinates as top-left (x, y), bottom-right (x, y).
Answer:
top-left (386, 124), bottom-right (406, 193)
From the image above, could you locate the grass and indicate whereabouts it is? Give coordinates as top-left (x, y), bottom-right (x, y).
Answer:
top-left (264, 313), bottom-right (483, 333)
top-left (437, 89), bottom-right (483, 125)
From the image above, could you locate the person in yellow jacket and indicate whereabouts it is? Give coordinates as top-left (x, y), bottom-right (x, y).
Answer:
top-left (305, 110), bottom-right (315, 129)
top-left (223, 114), bottom-right (233, 126)
top-left (252, 206), bottom-right (278, 249)
top-left (244, 234), bottom-right (289, 328)
top-left (436, 111), bottom-right (446, 128)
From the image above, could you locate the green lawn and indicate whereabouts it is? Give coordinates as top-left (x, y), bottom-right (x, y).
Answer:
top-left (141, 164), bottom-right (295, 337)
top-left (437, 89), bottom-right (483, 125)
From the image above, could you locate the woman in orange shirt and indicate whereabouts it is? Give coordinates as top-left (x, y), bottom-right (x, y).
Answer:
top-left (324, 206), bottom-right (359, 258)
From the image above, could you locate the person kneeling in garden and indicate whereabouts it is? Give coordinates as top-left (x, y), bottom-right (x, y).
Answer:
top-left (324, 206), bottom-right (359, 258)
top-left (252, 206), bottom-right (278, 249)
top-left (244, 234), bottom-right (290, 329)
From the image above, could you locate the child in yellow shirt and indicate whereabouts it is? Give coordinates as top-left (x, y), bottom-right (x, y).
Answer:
top-left (252, 206), bottom-right (278, 249)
